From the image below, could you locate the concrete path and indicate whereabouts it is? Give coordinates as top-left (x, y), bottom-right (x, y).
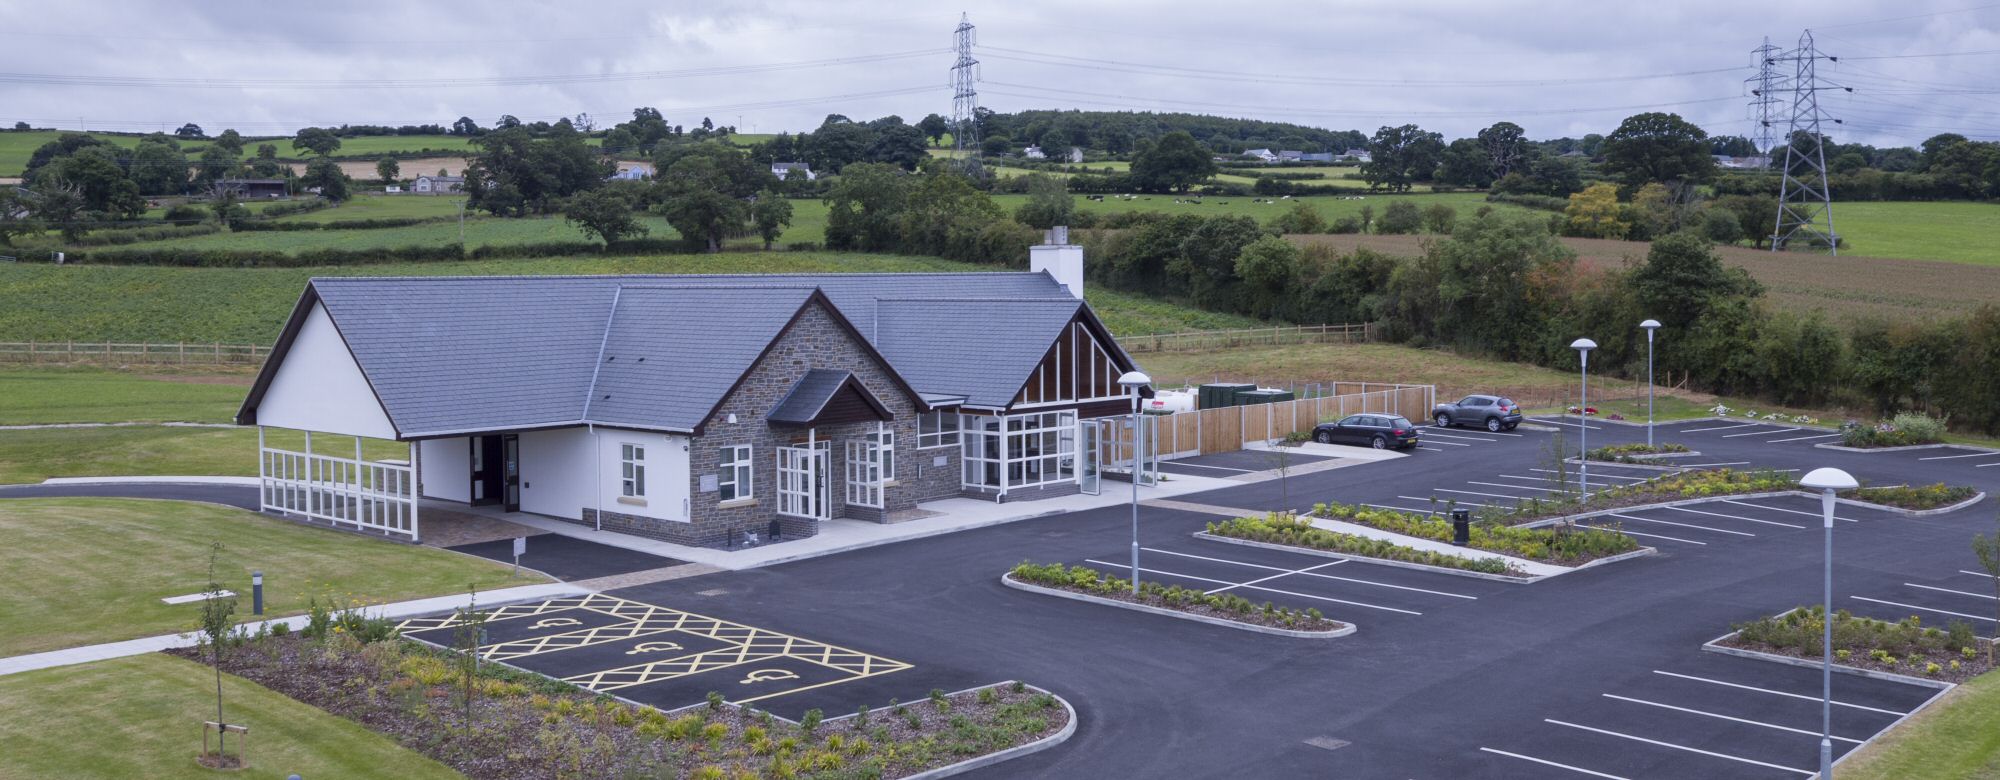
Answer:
top-left (0, 581), bottom-right (588, 678)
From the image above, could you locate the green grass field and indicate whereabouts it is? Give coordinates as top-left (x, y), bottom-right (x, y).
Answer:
top-left (1840, 670), bottom-right (2000, 779)
top-left (0, 250), bottom-right (1263, 345)
top-left (1829, 201), bottom-right (2000, 267)
top-left (0, 130), bottom-right (145, 174)
top-left (0, 653), bottom-right (461, 780)
top-left (0, 497), bottom-right (545, 655)
top-left (0, 424), bottom-right (401, 485)
top-left (269, 193), bottom-right (469, 223)
top-left (0, 368), bottom-right (249, 424)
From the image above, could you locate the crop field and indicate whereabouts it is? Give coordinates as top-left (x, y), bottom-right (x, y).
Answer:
top-left (269, 193), bottom-right (469, 222)
top-left (1295, 231), bottom-right (2000, 324)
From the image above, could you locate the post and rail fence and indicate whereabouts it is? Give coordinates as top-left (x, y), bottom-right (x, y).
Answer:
top-left (0, 341), bottom-right (271, 365)
top-left (1123, 323), bottom-right (1372, 353)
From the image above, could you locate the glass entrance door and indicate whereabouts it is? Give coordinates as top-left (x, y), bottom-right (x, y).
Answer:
top-left (777, 442), bottom-right (833, 521)
top-left (1078, 420), bottom-right (1102, 495)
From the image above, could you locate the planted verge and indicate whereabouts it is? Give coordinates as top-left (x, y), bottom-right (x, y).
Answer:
top-left (1205, 512), bottom-right (1526, 576)
top-left (1585, 442), bottom-right (1690, 463)
top-left (1839, 412), bottom-right (1946, 448)
top-left (1010, 561), bottom-right (1344, 631)
top-left (1719, 606), bottom-right (1996, 684)
top-left (1840, 483), bottom-right (1979, 510)
top-left (170, 617), bottom-right (1065, 779)
top-left (1493, 468), bottom-right (1798, 525)
top-left (1308, 503), bottom-right (1641, 566)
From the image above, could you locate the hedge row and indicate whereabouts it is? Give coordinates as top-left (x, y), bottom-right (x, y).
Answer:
top-left (61, 235), bottom-right (702, 266)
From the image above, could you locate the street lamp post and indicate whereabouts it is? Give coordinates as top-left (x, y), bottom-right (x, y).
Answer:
top-left (1641, 319), bottom-right (1661, 448)
top-left (1570, 338), bottom-right (1596, 501)
top-left (1119, 370), bottom-right (1153, 596)
top-left (1801, 466), bottom-right (1857, 780)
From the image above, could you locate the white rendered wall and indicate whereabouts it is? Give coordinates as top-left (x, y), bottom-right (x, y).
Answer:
top-left (516, 427), bottom-right (691, 522)
top-left (594, 430), bottom-right (691, 523)
top-left (1030, 244), bottom-right (1085, 300)
top-left (519, 428), bottom-right (593, 520)
top-left (418, 437), bottom-right (470, 503)
top-left (256, 302), bottom-right (398, 440)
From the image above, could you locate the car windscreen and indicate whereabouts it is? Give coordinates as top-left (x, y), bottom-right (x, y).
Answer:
top-left (1497, 398), bottom-right (1516, 408)
top-left (1387, 417), bottom-right (1413, 428)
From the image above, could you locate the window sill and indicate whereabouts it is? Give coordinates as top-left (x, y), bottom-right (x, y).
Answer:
top-left (915, 443), bottom-right (959, 450)
top-left (717, 497), bottom-right (759, 510)
top-left (616, 496), bottom-right (647, 507)
top-left (882, 479), bottom-right (901, 488)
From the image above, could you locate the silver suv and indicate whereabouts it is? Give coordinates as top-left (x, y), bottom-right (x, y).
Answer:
top-left (1432, 395), bottom-right (1522, 432)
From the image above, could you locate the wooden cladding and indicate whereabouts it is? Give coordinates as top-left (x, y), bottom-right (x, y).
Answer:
top-left (1015, 320), bottom-right (1125, 407)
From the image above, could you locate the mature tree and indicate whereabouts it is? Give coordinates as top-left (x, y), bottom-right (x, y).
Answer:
top-left (10, 121), bottom-right (27, 131)
top-left (495, 114), bottom-right (522, 129)
top-left (1376, 200), bottom-right (1424, 234)
top-left (1713, 194), bottom-right (1777, 249)
top-left (864, 122), bottom-right (929, 170)
top-left (1564, 183), bottom-right (1629, 239)
top-left (212, 129), bottom-right (244, 155)
top-left (823, 162), bottom-right (909, 251)
top-left (26, 178), bottom-right (89, 241)
top-left (175, 122), bottom-right (205, 139)
top-left (464, 123), bottom-right (610, 215)
top-left (751, 189), bottom-right (793, 250)
top-left (1266, 201), bottom-right (1325, 234)
top-left (127, 139), bottom-right (190, 195)
top-left (1708, 134), bottom-right (1759, 157)
top-left (653, 142), bottom-right (773, 251)
top-left (0, 188), bottom-right (40, 246)
top-left (563, 188), bottom-right (647, 245)
top-left (248, 143), bottom-right (285, 178)
top-left (1013, 174), bottom-right (1074, 231)
top-left (1431, 212), bottom-right (1574, 357)
top-left (300, 156), bottom-right (350, 202)
top-left (450, 116), bottom-right (482, 136)
top-left (207, 181), bottom-right (241, 228)
top-left (1920, 133), bottom-right (1969, 170)
top-left (1600, 112), bottom-right (1715, 186)
top-left (192, 144), bottom-right (240, 190)
top-left (35, 147), bottom-right (142, 217)
top-left (897, 172), bottom-right (1001, 256)
top-left (1234, 235), bottom-right (1302, 319)
top-left (1630, 230), bottom-right (1760, 328)
top-left (291, 127), bottom-right (343, 157)
top-left (1360, 124), bottom-right (1445, 193)
top-left (1173, 215), bottom-right (1261, 309)
top-left (1129, 130), bottom-right (1216, 193)
top-left (23, 132), bottom-right (113, 180)
top-left (1476, 121), bottom-right (1529, 179)
top-left (1435, 138), bottom-right (1495, 189)
top-left (376, 157), bottom-right (400, 184)
top-left (916, 113), bottom-right (949, 147)
top-left (979, 135), bottom-right (1012, 157)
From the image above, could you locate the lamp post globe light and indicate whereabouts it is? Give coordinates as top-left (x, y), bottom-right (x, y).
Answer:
top-left (1800, 466), bottom-right (1858, 780)
top-left (1570, 338), bottom-right (1596, 501)
top-left (1640, 319), bottom-right (1661, 448)
top-left (1118, 370), bottom-right (1153, 596)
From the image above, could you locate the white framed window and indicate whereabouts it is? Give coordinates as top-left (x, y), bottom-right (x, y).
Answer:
top-left (961, 411), bottom-right (1075, 491)
top-left (620, 443), bottom-right (646, 497)
top-left (718, 444), bottom-right (753, 500)
top-left (869, 429), bottom-right (895, 480)
top-left (918, 410), bottom-right (960, 449)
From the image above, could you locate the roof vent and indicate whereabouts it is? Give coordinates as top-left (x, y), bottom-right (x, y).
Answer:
top-left (636, 357), bottom-right (646, 362)
top-left (605, 355), bottom-right (616, 362)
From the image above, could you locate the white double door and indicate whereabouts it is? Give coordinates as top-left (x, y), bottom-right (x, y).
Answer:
top-left (776, 442), bottom-right (831, 521)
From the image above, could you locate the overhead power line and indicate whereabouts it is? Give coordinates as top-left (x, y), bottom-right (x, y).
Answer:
top-left (981, 81), bottom-right (1739, 120)
top-left (0, 49), bottom-right (948, 89)
top-left (977, 46), bottom-right (1747, 88)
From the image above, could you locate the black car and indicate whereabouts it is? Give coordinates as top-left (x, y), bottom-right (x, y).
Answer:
top-left (1313, 414), bottom-right (1421, 450)
top-left (1432, 394), bottom-right (1522, 432)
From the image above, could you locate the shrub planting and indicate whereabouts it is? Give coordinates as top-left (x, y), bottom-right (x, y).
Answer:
top-left (1204, 513), bottom-right (1525, 575)
top-left (1308, 503), bottom-right (1639, 565)
top-left (1585, 442), bottom-right (1691, 463)
top-left (1840, 412), bottom-right (1948, 447)
top-left (1839, 483), bottom-right (1978, 510)
top-left (1010, 560), bottom-right (1343, 629)
top-left (1725, 606), bottom-right (1994, 683)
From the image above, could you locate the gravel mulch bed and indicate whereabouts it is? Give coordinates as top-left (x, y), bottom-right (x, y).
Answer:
top-left (168, 633), bottom-right (1066, 780)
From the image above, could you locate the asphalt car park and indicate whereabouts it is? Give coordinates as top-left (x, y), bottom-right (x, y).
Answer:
top-left (444, 534), bottom-right (686, 581)
top-left (1156, 447), bottom-right (1337, 478)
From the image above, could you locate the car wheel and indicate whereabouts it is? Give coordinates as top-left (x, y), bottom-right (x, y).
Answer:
top-left (1434, 412), bottom-right (1451, 428)
top-left (1370, 435), bottom-right (1387, 450)
top-left (1485, 417), bottom-right (1503, 432)
top-left (1314, 430), bottom-right (1332, 444)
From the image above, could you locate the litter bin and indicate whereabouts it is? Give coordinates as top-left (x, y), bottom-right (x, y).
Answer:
top-left (1450, 508), bottom-right (1471, 546)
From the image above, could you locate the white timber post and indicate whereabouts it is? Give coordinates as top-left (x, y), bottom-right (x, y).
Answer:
top-left (408, 440), bottom-right (420, 542)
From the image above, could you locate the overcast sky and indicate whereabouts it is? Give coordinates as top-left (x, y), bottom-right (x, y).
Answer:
top-left (2, 0), bottom-right (1996, 148)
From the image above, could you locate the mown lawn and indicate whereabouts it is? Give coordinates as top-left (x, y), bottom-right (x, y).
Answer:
top-left (0, 497), bottom-right (545, 656)
top-left (0, 653), bottom-right (461, 780)
top-left (0, 251), bottom-right (1262, 344)
top-left (0, 368), bottom-right (251, 424)
top-left (0, 425), bottom-right (402, 485)
top-left (1839, 670), bottom-right (2000, 779)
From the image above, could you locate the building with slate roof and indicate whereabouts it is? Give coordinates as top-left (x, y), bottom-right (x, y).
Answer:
top-left (236, 243), bottom-right (1149, 549)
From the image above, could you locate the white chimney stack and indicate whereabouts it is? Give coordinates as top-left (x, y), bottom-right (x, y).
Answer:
top-left (1030, 226), bottom-right (1084, 300)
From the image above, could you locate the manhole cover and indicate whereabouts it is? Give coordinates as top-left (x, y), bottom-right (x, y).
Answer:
top-left (1304, 736), bottom-right (1350, 751)
top-left (696, 588), bottom-right (728, 597)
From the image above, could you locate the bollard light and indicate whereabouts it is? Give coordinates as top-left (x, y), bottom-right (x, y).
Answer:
top-left (251, 570), bottom-right (264, 616)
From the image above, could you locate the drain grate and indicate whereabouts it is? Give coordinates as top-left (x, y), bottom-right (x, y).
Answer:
top-left (1304, 736), bottom-right (1350, 751)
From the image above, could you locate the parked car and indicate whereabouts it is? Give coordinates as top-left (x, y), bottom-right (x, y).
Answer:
top-left (1312, 414), bottom-right (1421, 450)
top-left (1432, 394), bottom-right (1522, 432)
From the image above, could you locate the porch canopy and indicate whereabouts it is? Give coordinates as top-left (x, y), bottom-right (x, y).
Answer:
top-left (767, 369), bottom-right (892, 427)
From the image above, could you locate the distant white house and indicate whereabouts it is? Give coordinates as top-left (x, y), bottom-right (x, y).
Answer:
top-left (1023, 146), bottom-right (1047, 160)
top-left (771, 162), bottom-right (815, 181)
top-left (609, 162), bottom-right (654, 181)
top-left (1243, 148), bottom-right (1278, 162)
top-left (1339, 148), bottom-right (1372, 164)
top-left (1277, 150), bottom-right (1305, 162)
top-left (1065, 147), bottom-right (1085, 163)
top-left (412, 175), bottom-right (464, 194)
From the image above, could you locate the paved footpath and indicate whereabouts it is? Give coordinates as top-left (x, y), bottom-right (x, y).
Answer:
top-left (0, 582), bottom-right (588, 678)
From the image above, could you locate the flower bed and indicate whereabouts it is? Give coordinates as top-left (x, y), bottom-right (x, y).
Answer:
top-left (1204, 513), bottom-right (1526, 576)
top-left (1494, 468), bottom-right (1798, 525)
top-left (1840, 412), bottom-right (1946, 448)
top-left (1719, 606), bottom-right (1995, 684)
top-left (168, 630), bottom-right (1067, 780)
top-left (1585, 442), bottom-right (1691, 463)
top-left (1309, 503), bottom-right (1639, 565)
top-left (1841, 483), bottom-right (1979, 510)
top-left (1009, 561), bottom-right (1345, 630)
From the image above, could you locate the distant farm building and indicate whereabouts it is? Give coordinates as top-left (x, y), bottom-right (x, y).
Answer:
top-left (216, 178), bottom-right (289, 199)
top-left (1023, 146), bottom-right (1047, 160)
top-left (771, 162), bottom-right (816, 181)
top-left (609, 162), bottom-right (654, 181)
top-left (412, 175), bottom-right (465, 194)
top-left (1242, 148), bottom-right (1278, 162)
